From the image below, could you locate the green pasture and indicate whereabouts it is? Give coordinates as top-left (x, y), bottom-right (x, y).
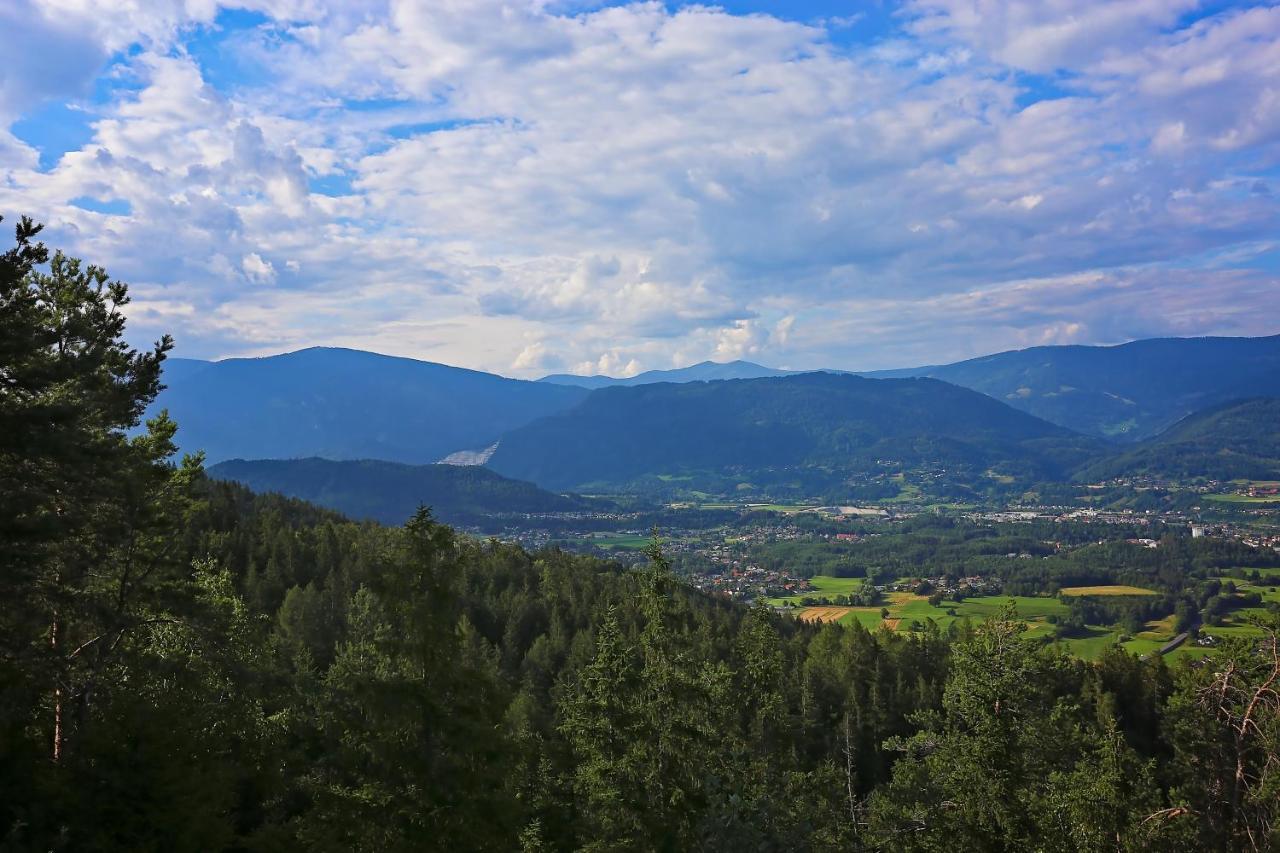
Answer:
top-left (588, 533), bottom-right (652, 551)
top-left (767, 575), bottom-right (864, 605)
top-left (826, 593), bottom-right (1070, 639)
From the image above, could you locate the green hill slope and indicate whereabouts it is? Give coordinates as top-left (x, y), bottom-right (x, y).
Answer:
top-left (486, 372), bottom-right (1100, 493)
top-left (1076, 398), bottom-right (1280, 482)
top-left (208, 457), bottom-right (589, 525)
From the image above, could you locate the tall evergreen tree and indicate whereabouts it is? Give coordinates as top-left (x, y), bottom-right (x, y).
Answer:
top-left (302, 509), bottom-right (515, 851)
top-left (0, 218), bottom-right (265, 849)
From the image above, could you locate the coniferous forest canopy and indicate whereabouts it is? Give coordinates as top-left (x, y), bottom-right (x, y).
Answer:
top-left (3, 217), bottom-right (1280, 852)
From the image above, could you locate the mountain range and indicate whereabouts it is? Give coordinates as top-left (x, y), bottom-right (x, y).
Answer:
top-left (539, 359), bottom-right (793, 388)
top-left (543, 335), bottom-right (1280, 441)
top-left (865, 334), bottom-right (1280, 440)
top-left (155, 335), bottom-right (1280, 498)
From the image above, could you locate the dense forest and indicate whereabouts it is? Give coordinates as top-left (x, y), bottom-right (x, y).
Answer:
top-left (207, 457), bottom-right (591, 526)
top-left (486, 371), bottom-right (1099, 492)
top-left (2, 218), bottom-right (1279, 851)
top-left (1076, 398), bottom-right (1280, 482)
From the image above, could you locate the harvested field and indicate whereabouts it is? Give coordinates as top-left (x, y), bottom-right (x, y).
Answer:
top-left (797, 607), bottom-right (853, 623)
top-left (1060, 585), bottom-right (1157, 597)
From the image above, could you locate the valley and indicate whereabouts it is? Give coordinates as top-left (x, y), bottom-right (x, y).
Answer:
top-left (194, 341), bottom-right (1280, 665)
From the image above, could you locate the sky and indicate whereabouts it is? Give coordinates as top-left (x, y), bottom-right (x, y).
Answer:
top-left (2, 0), bottom-right (1279, 377)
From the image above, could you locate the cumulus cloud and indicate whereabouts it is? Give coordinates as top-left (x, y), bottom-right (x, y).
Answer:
top-left (0, 0), bottom-right (1277, 376)
top-left (241, 252), bottom-right (276, 284)
top-left (908, 0), bottom-right (1199, 74)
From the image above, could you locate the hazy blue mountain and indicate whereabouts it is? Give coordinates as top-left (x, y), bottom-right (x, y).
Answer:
top-left (209, 457), bottom-right (589, 525)
top-left (1075, 397), bottom-right (1280, 482)
top-left (487, 372), bottom-right (1100, 492)
top-left (150, 347), bottom-right (587, 464)
top-left (863, 335), bottom-right (1280, 441)
top-left (538, 359), bottom-right (795, 388)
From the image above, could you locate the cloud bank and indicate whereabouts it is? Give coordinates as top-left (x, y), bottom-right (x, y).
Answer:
top-left (2, 0), bottom-right (1278, 374)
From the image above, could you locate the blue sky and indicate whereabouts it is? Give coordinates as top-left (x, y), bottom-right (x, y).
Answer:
top-left (1, 0), bottom-right (1278, 377)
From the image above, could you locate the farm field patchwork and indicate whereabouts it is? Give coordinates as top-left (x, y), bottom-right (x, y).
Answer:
top-left (781, 578), bottom-right (1273, 660)
top-left (786, 589), bottom-right (1223, 660)
top-left (792, 592), bottom-right (1070, 640)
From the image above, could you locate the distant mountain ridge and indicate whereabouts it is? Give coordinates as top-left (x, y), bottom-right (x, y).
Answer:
top-left (158, 335), bottom-right (1280, 480)
top-left (487, 372), bottom-right (1099, 492)
top-left (209, 457), bottom-right (589, 525)
top-left (150, 347), bottom-right (587, 464)
top-left (864, 335), bottom-right (1280, 441)
top-left (538, 359), bottom-right (795, 388)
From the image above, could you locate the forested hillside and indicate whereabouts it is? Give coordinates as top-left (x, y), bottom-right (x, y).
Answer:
top-left (1077, 397), bottom-right (1280, 482)
top-left (209, 456), bottom-right (592, 525)
top-left (147, 347), bottom-right (587, 464)
top-left (869, 335), bottom-right (1280, 440)
top-left (488, 372), bottom-right (1100, 491)
top-left (3, 220), bottom-right (1280, 851)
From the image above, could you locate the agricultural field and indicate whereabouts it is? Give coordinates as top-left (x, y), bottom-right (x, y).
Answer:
top-left (585, 533), bottom-right (652, 551)
top-left (795, 607), bottom-right (856, 624)
top-left (1204, 493), bottom-right (1280, 505)
top-left (1198, 578), bottom-right (1280, 643)
top-left (777, 576), bottom-right (1274, 661)
top-left (1032, 614), bottom-right (1180, 661)
top-left (1055, 628), bottom-right (1127, 660)
top-left (791, 592), bottom-right (1069, 641)
top-left (766, 575), bottom-right (864, 605)
top-left (882, 480), bottom-right (924, 504)
top-left (1059, 585), bottom-right (1158, 597)
top-left (753, 503), bottom-right (825, 513)
top-left (1213, 579), bottom-right (1280, 603)
top-left (785, 590), bottom-right (1219, 661)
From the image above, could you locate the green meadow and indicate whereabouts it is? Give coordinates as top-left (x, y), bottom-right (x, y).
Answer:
top-left (766, 574), bottom-right (864, 605)
top-left (588, 533), bottom-right (652, 551)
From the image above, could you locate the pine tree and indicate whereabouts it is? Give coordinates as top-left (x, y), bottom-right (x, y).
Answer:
top-left (0, 219), bottom-right (293, 850)
top-left (302, 509), bottom-right (516, 851)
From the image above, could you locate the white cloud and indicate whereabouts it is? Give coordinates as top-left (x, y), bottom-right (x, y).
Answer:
top-left (908, 0), bottom-right (1200, 74)
top-left (0, 0), bottom-right (1277, 377)
top-left (241, 252), bottom-right (276, 284)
